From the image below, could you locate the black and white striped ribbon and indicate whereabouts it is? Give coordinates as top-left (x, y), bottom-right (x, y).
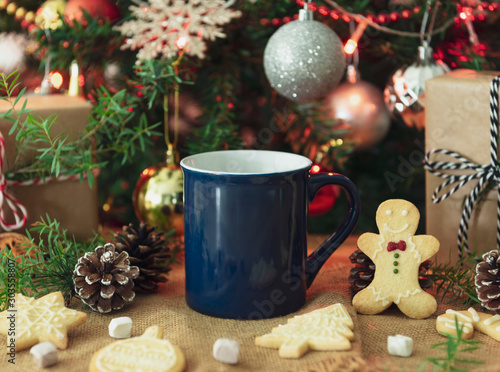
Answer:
top-left (424, 75), bottom-right (500, 259)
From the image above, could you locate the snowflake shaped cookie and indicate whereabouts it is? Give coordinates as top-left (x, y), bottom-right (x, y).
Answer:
top-left (0, 292), bottom-right (87, 350)
top-left (255, 303), bottom-right (354, 358)
top-left (116, 0), bottom-right (242, 60)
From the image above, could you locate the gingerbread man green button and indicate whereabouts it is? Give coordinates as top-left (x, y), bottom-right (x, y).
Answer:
top-left (352, 199), bottom-right (439, 319)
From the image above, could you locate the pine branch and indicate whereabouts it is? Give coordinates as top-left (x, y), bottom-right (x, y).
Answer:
top-left (429, 253), bottom-right (480, 306)
top-left (0, 216), bottom-right (107, 309)
top-left (418, 317), bottom-right (484, 372)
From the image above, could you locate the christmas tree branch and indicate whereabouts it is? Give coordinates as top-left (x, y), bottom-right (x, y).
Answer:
top-left (430, 252), bottom-right (480, 306)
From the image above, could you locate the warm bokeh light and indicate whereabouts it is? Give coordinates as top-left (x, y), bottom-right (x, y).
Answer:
top-left (50, 72), bottom-right (63, 89)
top-left (349, 93), bottom-right (362, 106)
top-left (311, 164), bottom-right (321, 173)
top-left (344, 39), bottom-right (357, 55)
top-left (176, 36), bottom-right (188, 49)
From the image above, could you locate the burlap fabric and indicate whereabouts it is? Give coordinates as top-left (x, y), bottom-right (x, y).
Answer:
top-left (3, 236), bottom-right (500, 371)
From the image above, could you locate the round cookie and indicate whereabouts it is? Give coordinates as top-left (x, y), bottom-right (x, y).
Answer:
top-left (89, 326), bottom-right (185, 372)
top-left (0, 232), bottom-right (35, 260)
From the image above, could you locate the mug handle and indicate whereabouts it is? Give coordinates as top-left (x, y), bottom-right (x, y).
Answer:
top-left (305, 173), bottom-right (360, 288)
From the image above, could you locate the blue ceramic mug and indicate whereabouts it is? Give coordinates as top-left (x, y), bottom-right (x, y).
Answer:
top-left (181, 150), bottom-right (360, 319)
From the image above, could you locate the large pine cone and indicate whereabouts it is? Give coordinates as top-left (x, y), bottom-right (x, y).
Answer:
top-left (348, 249), bottom-right (433, 293)
top-left (115, 223), bottom-right (172, 293)
top-left (74, 243), bottom-right (139, 313)
top-left (475, 249), bottom-right (500, 313)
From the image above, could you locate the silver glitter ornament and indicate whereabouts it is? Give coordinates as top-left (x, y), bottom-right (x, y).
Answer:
top-left (263, 8), bottom-right (346, 103)
top-left (322, 66), bottom-right (391, 150)
top-left (384, 42), bottom-right (449, 129)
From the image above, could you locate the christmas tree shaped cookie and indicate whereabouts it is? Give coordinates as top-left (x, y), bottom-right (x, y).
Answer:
top-left (352, 199), bottom-right (439, 319)
top-left (255, 303), bottom-right (354, 358)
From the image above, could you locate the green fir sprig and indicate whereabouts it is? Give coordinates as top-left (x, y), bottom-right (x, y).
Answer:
top-left (0, 216), bottom-right (107, 310)
top-left (418, 317), bottom-right (484, 372)
top-left (430, 252), bottom-right (480, 306)
top-left (132, 58), bottom-right (194, 110)
top-left (87, 85), bottom-right (162, 165)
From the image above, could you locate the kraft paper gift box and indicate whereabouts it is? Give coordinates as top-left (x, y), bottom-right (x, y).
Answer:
top-left (0, 94), bottom-right (99, 240)
top-left (425, 69), bottom-right (500, 264)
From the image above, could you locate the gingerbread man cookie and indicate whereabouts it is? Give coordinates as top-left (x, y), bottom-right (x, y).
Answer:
top-left (352, 199), bottom-right (439, 319)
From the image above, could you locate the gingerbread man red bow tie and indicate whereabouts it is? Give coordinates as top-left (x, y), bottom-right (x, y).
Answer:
top-left (387, 240), bottom-right (406, 252)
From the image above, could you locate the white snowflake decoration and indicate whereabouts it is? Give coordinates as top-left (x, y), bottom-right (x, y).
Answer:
top-left (116, 0), bottom-right (242, 60)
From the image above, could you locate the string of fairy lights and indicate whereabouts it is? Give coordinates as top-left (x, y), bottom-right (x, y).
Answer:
top-left (259, 0), bottom-right (498, 60)
top-left (261, 0), bottom-right (499, 27)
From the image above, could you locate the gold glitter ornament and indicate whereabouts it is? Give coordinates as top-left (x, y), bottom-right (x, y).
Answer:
top-left (133, 145), bottom-right (184, 235)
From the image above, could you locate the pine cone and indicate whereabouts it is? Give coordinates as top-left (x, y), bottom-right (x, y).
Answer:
top-left (475, 249), bottom-right (500, 313)
top-left (74, 243), bottom-right (139, 313)
top-left (114, 222), bottom-right (171, 293)
top-left (348, 249), bottom-right (433, 293)
top-left (348, 250), bottom-right (375, 293)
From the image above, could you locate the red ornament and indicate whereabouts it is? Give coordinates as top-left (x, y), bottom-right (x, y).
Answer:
top-left (308, 164), bottom-right (340, 216)
top-left (64, 0), bottom-right (120, 24)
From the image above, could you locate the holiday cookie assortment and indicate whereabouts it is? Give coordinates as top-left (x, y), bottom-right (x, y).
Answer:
top-left (4, 198), bottom-right (500, 369)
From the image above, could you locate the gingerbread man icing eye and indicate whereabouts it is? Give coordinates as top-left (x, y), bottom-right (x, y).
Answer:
top-left (386, 210), bottom-right (392, 216)
top-left (402, 210), bottom-right (408, 216)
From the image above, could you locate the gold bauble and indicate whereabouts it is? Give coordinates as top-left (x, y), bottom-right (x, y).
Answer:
top-left (133, 161), bottom-right (184, 235)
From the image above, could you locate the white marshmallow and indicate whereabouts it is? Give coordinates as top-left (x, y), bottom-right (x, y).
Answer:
top-left (30, 341), bottom-right (58, 368)
top-left (387, 334), bottom-right (413, 357)
top-left (213, 338), bottom-right (240, 364)
top-left (108, 317), bottom-right (133, 339)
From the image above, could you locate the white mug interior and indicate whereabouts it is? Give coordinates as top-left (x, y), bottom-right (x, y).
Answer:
top-left (181, 150), bottom-right (312, 175)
